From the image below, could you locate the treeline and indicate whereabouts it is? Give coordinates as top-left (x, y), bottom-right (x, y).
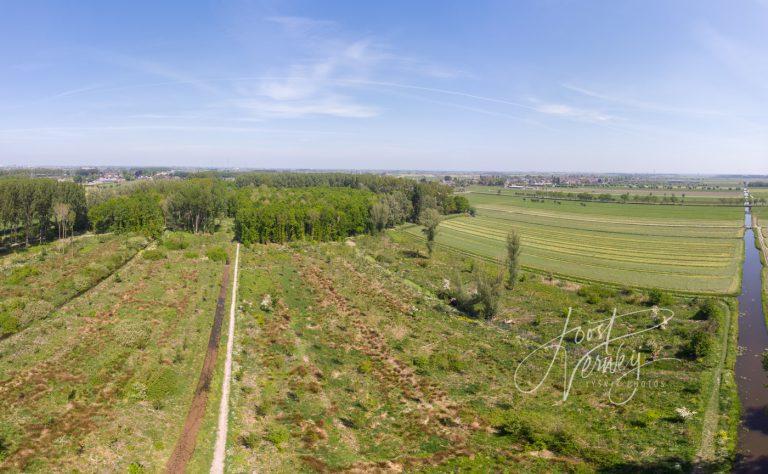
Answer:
top-left (88, 179), bottom-right (227, 238)
top-left (232, 173), bottom-right (471, 244)
top-left (0, 178), bottom-right (87, 247)
top-left (235, 172), bottom-right (470, 219)
top-left (234, 187), bottom-right (376, 244)
top-left (2, 173), bottom-right (472, 247)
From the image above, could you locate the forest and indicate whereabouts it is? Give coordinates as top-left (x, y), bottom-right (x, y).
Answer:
top-left (0, 178), bottom-right (87, 248)
top-left (1, 173), bottom-right (470, 248)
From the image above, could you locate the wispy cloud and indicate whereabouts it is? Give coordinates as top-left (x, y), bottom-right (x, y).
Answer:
top-left (532, 102), bottom-right (615, 123)
top-left (236, 96), bottom-right (378, 118)
top-left (92, 49), bottom-right (222, 95)
top-left (562, 83), bottom-right (725, 117)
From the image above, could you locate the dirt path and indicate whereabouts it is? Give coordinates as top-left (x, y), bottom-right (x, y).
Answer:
top-left (211, 243), bottom-right (240, 474)
top-left (694, 302), bottom-right (732, 467)
top-left (165, 249), bottom-right (233, 474)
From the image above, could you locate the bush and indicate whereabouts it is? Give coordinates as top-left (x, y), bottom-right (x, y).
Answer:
top-left (6, 265), bottom-right (40, 285)
top-left (0, 312), bottom-right (19, 337)
top-left (205, 246), bottom-right (228, 263)
top-left (162, 233), bottom-right (190, 250)
top-left (142, 249), bottom-right (166, 261)
top-left (239, 432), bottom-right (259, 449)
top-left (487, 410), bottom-right (535, 443)
top-left (647, 288), bottom-right (672, 306)
top-left (695, 299), bottom-right (721, 320)
top-left (264, 424), bottom-right (291, 446)
top-left (683, 331), bottom-right (713, 359)
top-left (183, 251), bottom-right (199, 259)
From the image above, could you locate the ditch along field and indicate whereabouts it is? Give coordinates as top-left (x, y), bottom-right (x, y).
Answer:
top-left (224, 235), bottom-right (738, 472)
top-left (403, 192), bottom-right (744, 294)
top-left (0, 231), bottom-right (233, 472)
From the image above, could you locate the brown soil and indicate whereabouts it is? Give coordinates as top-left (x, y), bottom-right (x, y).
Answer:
top-left (165, 259), bottom-right (231, 474)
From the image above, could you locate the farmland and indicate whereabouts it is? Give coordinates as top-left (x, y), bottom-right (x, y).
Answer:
top-left (223, 235), bottom-right (737, 472)
top-left (0, 231), bottom-right (232, 471)
top-left (403, 192), bottom-right (744, 294)
top-left (469, 185), bottom-right (745, 205)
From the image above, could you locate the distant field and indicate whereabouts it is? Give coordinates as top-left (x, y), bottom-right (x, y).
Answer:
top-left (469, 185), bottom-right (743, 204)
top-left (404, 193), bottom-right (744, 293)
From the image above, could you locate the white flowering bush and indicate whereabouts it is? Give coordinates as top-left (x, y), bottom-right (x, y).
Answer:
top-left (260, 294), bottom-right (273, 312)
top-left (675, 407), bottom-right (696, 421)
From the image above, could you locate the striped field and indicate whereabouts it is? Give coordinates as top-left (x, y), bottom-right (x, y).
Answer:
top-left (403, 192), bottom-right (745, 294)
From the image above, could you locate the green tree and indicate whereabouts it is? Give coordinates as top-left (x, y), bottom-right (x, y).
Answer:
top-left (419, 208), bottom-right (440, 257)
top-left (505, 231), bottom-right (522, 289)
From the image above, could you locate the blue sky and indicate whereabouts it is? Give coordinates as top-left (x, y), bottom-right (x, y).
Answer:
top-left (1, 0), bottom-right (767, 173)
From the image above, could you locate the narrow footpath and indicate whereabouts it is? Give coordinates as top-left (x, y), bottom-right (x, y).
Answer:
top-left (211, 243), bottom-right (240, 474)
top-left (165, 246), bottom-right (234, 474)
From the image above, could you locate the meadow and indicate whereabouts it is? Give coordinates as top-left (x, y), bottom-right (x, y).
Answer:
top-left (469, 185), bottom-right (744, 205)
top-left (403, 192), bottom-right (744, 294)
top-left (0, 231), bottom-right (233, 472)
top-left (223, 234), bottom-right (737, 472)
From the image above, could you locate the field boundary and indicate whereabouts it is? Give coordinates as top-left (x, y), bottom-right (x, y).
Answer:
top-left (211, 242), bottom-right (240, 474)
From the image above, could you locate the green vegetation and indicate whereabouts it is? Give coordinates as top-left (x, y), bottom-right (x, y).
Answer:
top-left (88, 193), bottom-right (165, 238)
top-left (235, 187), bottom-right (377, 244)
top-left (401, 192), bottom-right (743, 294)
top-left (0, 231), bottom-right (230, 471)
top-left (226, 231), bottom-right (738, 471)
top-left (0, 178), bottom-right (87, 248)
top-left (0, 234), bottom-right (146, 337)
top-left (0, 172), bottom-right (749, 471)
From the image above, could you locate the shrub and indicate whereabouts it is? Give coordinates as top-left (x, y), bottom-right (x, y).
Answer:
top-left (142, 249), bottom-right (166, 261)
top-left (695, 299), bottom-right (721, 320)
top-left (162, 233), bottom-right (190, 250)
top-left (0, 312), bottom-right (20, 336)
top-left (183, 251), bottom-right (199, 259)
top-left (239, 432), bottom-right (259, 449)
top-left (762, 350), bottom-right (768, 372)
top-left (488, 410), bottom-right (535, 442)
top-left (6, 265), bottom-right (40, 285)
top-left (205, 246), bottom-right (228, 263)
top-left (264, 424), bottom-right (291, 446)
top-left (683, 331), bottom-right (713, 359)
top-left (647, 288), bottom-right (672, 306)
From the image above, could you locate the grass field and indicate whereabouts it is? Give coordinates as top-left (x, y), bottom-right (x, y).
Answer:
top-left (469, 185), bottom-right (744, 205)
top-left (0, 231), bottom-right (233, 472)
top-left (403, 193), bottom-right (744, 294)
top-left (222, 234), bottom-right (737, 472)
